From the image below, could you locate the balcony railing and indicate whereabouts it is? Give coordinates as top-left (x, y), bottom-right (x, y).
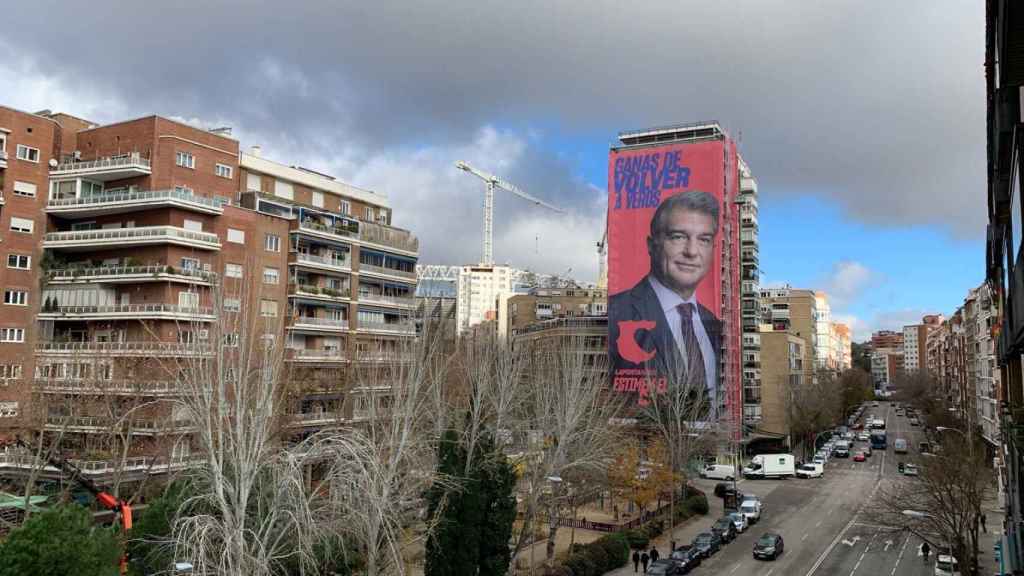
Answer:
top-left (44, 415), bottom-right (194, 433)
top-left (291, 316), bottom-right (349, 329)
top-left (358, 263), bottom-right (417, 280)
top-left (287, 348), bottom-right (348, 362)
top-left (35, 378), bottom-right (179, 395)
top-left (294, 252), bottom-right (351, 270)
top-left (358, 321), bottom-right (416, 335)
top-left (288, 412), bottom-right (344, 425)
top-left (0, 453), bottom-right (202, 475)
top-left (47, 188), bottom-right (224, 214)
top-left (36, 341), bottom-right (213, 356)
top-left (52, 154), bottom-right (151, 174)
top-left (44, 226), bottom-right (221, 250)
top-left (359, 221), bottom-right (419, 253)
top-left (39, 304), bottom-right (215, 319)
top-left (298, 221), bottom-right (359, 240)
top-left (290, 283), bottom-right (350, 300)
top-left (358, 293), bottom-right (416, 307)
top-left (47, 264), bottom-right (217, 284)
top-left (355, 350), bottom-right (417, 362)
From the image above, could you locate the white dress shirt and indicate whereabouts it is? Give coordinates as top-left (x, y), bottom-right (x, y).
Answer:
top-left (647, 276), bottom-right (718, 401)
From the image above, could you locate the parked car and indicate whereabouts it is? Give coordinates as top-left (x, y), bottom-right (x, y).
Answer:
top-left (701, 464), bottom-right (736, 481)
top-left (712, 517), bottom-right (738, 543)
top-left (729, 511), bottom-right (749, 533)
top-left (645, 559), bottom-right (682, 575)
top-left (692, 532), bottom-right (722, 558)
top-left (934, 554), bottom-right (960, 576)
top-left (903, 463), bottom-right (920, 476)
top-left (910, 418), bottom-right (921, 426)
top-left (812, 456), bottom-right (827, 466)
top-left (858, 432), bottom-right (870, 442)
top-left (796, 463), bottom-right (824, 478)
top-left (853, 452), bottom-right (866, 462)
top-left (739, 499), bottom-right (762, 524)
top-left (714, 482), bottom-right (731, 498)
top-left (669, 545), bottom-right (702, 572)
top-left (753, 533), bottom-right (785, 560)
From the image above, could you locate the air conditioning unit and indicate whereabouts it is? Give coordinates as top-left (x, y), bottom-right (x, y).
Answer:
top-left (198, 329), bottom-right (209, 340)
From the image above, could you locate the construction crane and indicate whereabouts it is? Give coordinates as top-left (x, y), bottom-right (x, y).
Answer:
top-left (455, 161), bottom-right (565, 266)
top-left (596, 224), bottom-right (608, 290)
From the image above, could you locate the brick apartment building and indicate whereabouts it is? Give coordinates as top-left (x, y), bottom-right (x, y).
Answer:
top-left (0, 106), bottom-right (418, 485)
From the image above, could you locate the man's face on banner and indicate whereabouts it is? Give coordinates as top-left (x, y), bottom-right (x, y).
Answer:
top-left (648, 207), bottom-right (716, 300)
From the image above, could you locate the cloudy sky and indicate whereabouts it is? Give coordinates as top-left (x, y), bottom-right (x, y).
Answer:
top-left (2, 1), bottom-right (984, 340)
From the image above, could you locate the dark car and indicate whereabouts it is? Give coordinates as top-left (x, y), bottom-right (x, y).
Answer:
top-left (712, 517), bottom-right (738, 543)
top-left (714, 482), bottom-right (730, 498)
top-left (753, 533), bottom-right (785, 560)
top-left (669, 545), bottom-right (702, 573)
top-left (645, 559), bottom-right (682, 575)
top-left (692, 532), bottom-right (722, 558)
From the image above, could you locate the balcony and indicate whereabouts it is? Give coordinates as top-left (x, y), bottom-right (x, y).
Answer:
top-left (355, 349), bottom-right (417, 363)
top-left (38, 304), bottom-right (216, 322)
top-left (288, 316), bottom-right (350, 333)
top-left (51, 153), bottom-right (151, 182)
top-left (292, 252), bottom-right (352, 273)
top-left (0, 149), bottom-right (7, 169)
top-left (359, 221), bottom-right (419, 255)
top-left (357, 321), bottom-right (417, 336)
top-left (289, 283), bottom-right (351, 303)
top-left (358, 262), bottom-right (417, 282)
top-left (36, 341), bottom-right (213, 357)
top-left (286, 348), bottom-right (348, 363)
top-left (44, 415), bottom-right (195, 435)
top-left (46, 264), bottom-right (216, 286)
top-left (47, 188), bottom-right (225, 217)
top-left (35, 378), bottom-right (179, 396)
top-left (297, 220), bottom-right (359, 243)
top-left (43, 225), bottom-right (222, 252)
top-left (0, 453), bottom-right (201, 478)
top-left (287, 411), bottom-right (345, 427)
top-left (358, 293), bottom-right (416, 309)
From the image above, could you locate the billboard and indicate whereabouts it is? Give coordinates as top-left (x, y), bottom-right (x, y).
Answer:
top-left (607, 137), bottom-right (740, 428)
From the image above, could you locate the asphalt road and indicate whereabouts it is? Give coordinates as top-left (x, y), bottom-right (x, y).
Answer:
top-left (683, 401), bottom-right (938, 576)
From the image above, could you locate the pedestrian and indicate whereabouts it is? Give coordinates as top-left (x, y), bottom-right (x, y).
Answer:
top-left (641, 551), bottom-right (649, 573)
top-left (649, 546), bottom-right (659, 562)
top-left (632, 550), bottom-right (640, 573)
top-left (921, 541), bottom-right (931, 563)
top-left (981, 512), bottom-right (988, 533)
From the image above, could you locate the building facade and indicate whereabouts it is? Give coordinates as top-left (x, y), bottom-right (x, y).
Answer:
top-left (738, 157), bottom-right (763, 428)
top-left (756, 331), bottom-right (807, 448)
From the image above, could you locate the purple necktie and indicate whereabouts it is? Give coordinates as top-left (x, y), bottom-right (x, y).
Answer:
top-left (678, 303), bottom-right (707, 396)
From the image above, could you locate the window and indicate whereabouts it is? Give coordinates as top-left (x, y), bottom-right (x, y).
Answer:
top-left (260, 334), bottom-right (276, 350)
top-left (9, 217), bottom-right (33, 234)
top-left (365, 207), bottom-right (374, 221)
top-left (0, 365), bottom-right (22, 380)
top-left (7, 254), bottom-right (30, 270)
top-left (246, 172), bottom-right (262, 192)
top-left (312, 191), bottom-right (324, 208)
top-left (222, 333), bottom-right (239, 347)
top-left (13, 181), bottom-right (36, 197)
top-left (340, 200), bottom-right (351, 215)
top-left (274, 180), bottom-right (294, 200)
top-left (227, 228), bottom-right (245, 244)
top-left (0, 134), bottom-right (5, 155)
top-left (4, 290), bottom-right (27, 306)
top-left (225, 263), bottom-right (243, 279)
top-left (181, 257), bottom-right (201, 271)
top-left (16, 144), bottom-right (39, 163)
top-left (174, 185), bottom-right (194, 196)
top-left (215, 163), bottom-right (233, 179)
top-left (176, 151), bottom-right (195, 169)
top-left (223, 298), bottom-right (241, 312)
top-left (264, 233), bottom-right (281, 252)
top-left (183, 219), bottom-right (203, 232)
top-left (260, 299), bottom-right (278, 317)
top-left (0, 328), bottom-right (25, 343)
top-left (178, 291), bottom-right (200, 309)
top-left (0, 402), bottom-right (17, 418)
top-left (263, 267), bottom-right (279, 285)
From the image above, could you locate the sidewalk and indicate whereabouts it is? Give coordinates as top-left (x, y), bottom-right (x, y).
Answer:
top-left (976, 488), bottom-right (1004, 574)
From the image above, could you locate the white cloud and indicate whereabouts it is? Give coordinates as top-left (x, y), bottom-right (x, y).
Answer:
top-left (821, 260), bottom-right (879, 310)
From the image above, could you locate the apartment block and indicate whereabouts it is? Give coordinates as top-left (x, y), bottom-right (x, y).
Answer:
top-left (738, 157), bottom-right (763, 427)
top-left (502, 287), bottom-right (606, 340)
top-left (755, 331), bottom-right (807, 449)
top-left (0, 107), bottom-right (419, 486)
top-left (833, 323), bottom-right (852, 370)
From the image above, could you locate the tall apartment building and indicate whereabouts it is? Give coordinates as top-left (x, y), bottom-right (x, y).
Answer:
top-left (813, 292), bottom-right (835, 370)
top-left (755, 331), bottom-right (807, 450)
top-left (902, 323), bottom-right (927, 372)
top-left (502, 287), bottom-right (607, 339)
top-left (962, 284), bottom-right (1001, 452)
top-left (0, 107), bottom-right (418, 485)
top-left (870, 330), bottom-right (903, 352)
top-left (870, 350), bottom-right (904, 391)
top-left (738, 157), bottom-right (763, 428)
top-left (760, 286), bottom-right (818, 361)
top-left (833, 323), bottom-right (852, 370)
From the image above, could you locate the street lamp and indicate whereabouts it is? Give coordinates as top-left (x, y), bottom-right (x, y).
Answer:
top-left (902, 509), bottom-right (930, 519)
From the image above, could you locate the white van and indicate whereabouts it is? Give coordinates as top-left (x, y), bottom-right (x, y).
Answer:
top-left (796, 463), bottom-right (824, 478)
top-left (700, 464), bottom-right (736, 480)
top-left (739, 499), bottom-right (762, 524)
top-left (894, 438), bottom-right (908, 454)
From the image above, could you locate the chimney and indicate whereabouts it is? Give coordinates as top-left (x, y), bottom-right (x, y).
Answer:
top-left (250, 145), bottom-right (262, 158)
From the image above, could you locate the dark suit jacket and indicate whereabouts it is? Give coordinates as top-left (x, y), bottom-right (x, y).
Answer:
top-left (609, 276), bottom-right (722, 402)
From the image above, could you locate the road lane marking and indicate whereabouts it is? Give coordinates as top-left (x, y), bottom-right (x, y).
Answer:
top-left (766, 569), bottom-right (774, 576)
top-left (730, 563), bottom-right (741, 575)
top-left (891, 532), bottom-right (910, 576)
top-left (849, 531), bottom-right (879, 576)
top-left (815, 520), bottom-right (822, 528)
top-left (802, 533), bottom-right (809, 542)
top-left (805, 478), bottom-right (884, 576)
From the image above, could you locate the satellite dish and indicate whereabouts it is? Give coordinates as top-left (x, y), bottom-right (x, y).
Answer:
top-left (48, 158), bottom-right (58, 168)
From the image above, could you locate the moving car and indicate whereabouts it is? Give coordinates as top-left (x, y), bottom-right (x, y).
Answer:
top-left (692, 532), bottom-right (722, 558)
top-left (753, 533), bottom-right (785, 560)
top-left (729, 511), bottom-right (749, 533)
top-left (853, 451), bottom-right (866, 462)
top-left (903, 463), bottom-right (920, 476)
top-left (712, 517), bottom-right (738, 542)
top-left (739, 499), bottom-right (762, 524)
top-left (796, 463), bottom-right (824, 478)
top-left (858, 432), bottom-right (870, 442)
top-left (812, 456), bottom-right (827, 466)
top-left (894, 438), bottom-right (908, 454)
top-left (669, 545), bottom-right (702, 572)
top-left (833, 442), bottom-right (850, 458)
top-left (701, 464), bottom-right (736, 481)
top-left (934, 554), bottom-right (960, 576)
top-left (645, 559), bottom-right (682, 575)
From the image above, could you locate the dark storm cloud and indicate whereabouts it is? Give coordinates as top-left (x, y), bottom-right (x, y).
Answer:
top-left (3, 1), bottom-right (985, 237)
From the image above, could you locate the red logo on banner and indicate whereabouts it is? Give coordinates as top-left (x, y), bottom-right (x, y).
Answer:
top-left (616, 320), bottom-right (656, 364)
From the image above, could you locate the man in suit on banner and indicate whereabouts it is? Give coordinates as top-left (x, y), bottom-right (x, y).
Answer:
top-left (609, 190), bottom-right (722, 414)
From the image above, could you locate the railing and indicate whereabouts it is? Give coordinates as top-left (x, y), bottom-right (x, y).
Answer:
top-left (358, 293), bottom-right (416, 307)
top-left (290, 283), bottom-right (350, 299)
top-left (355, 350), bottom-right (417, 362)
top-left (47, 188), bottom-right (223, 210)
top-left (45, 415), bottom-right (194, 432)
top-left (358, 321), bottom-right (416, 334)
top-left (358, 263), bottom-right (416, 279)
top-left (298, 221), bottom-right (358, 239)
top-left (0, 452), bottom-right (202, 475)
top-left (53, 154), bottom-right (151, 173)
top-left (359, 222), bottom-right (419, 253)
top-left (289, 412), bottom-right (344, 423)
top-left (291, 316), bottom-right (349, 329)
top-left (39, 304), bottom-right (214, 317)
top-left (44, 225), bottom-right (221, 247)
top-left (36, 341), bottom-right (212, 355)
top-left (35, 378), bottom-right (179, 394)
top-left (287, 348), bottom-right (347, 361)
top-left (47, 264), bottom-right (217, 282)
top-left (295, 252), bottom-right (351, 269)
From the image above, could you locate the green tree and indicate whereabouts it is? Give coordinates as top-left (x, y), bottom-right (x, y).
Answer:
top-left (0, 504), bottom-right (121, 576)
top-left (475, 434), bottom-right (517, 576)
top-left (127, 482), bottom-right (189, 576)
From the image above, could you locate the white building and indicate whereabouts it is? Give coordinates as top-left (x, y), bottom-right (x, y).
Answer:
top-left (903, 324), bottom-right (922, 372)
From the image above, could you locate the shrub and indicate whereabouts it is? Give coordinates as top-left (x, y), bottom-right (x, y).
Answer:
top-left (564, 554), bottom-right (596, 576)
top-left (686, 493), bottom-right (709, 515)
top-left (583, 544), bottom-right (609, 573)
top-left (624, 528), bottom-right (649, 549)
top-left (599, 533), bottom-right (630, 567)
